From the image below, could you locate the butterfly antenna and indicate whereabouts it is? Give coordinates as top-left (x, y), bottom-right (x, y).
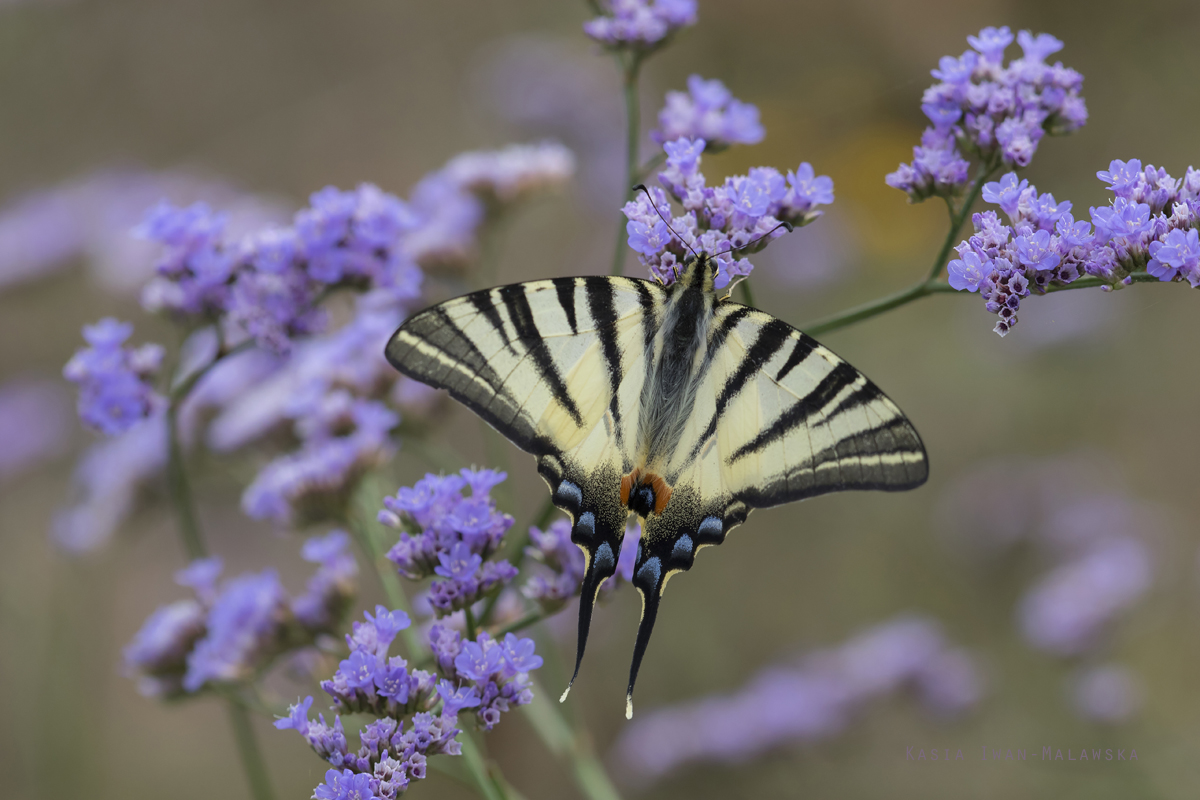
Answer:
top-left (711, 220), bottom-right (794, 259)
top-left (633, 184), bottom-right (699, 266)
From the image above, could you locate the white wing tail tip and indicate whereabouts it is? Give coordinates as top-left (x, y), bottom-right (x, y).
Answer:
top-left (626, 696), bottom-right (634, 720)
top-left (560, 685), bottom-right (572, 703)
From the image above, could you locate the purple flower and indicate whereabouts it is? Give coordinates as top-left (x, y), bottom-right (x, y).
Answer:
top-left (454, 640), bottom-right (504, 682)
top-left (1096, 159), bottom-right (1144, 196)
top-left (436, 681), bottom-right (482, 717)
top-left (63, 318), bottom-right (165, 436)
top-left (981, 174), bottom-right (1029, 220)
top-left (966, 26), bottom-right (1013, 63)
top-left (1013, 230), bottom-right (1060, 272)
top-left (626, 219), bottom-right (673, 257)
top-left (434, 542), bottom-right (484, 580)
top-left (889, 27), bottom-right (1086, 202)
top-left (183, 569), bottom-right (288, 691)
top-left (1018, 537), bottom-right (1152, 657)
top-left (1090, 198), bottom-right (1152, 241)
top-left (609, 615), bottom-right (981, 786)
top-left (501, 633), bottom-right (543, 673)
top-left (584, 0), bottom-right (698, 50)
top-left (1147, 227), bottom-right (1200, 284)
top-left (381, 468), bottom-right (516, 613)
top-left (651, 75), bottom-right (765, 149)
top-left (947, 251), bottom-right (990, 292)
top-left (630, 144), bottom-right (832, 286)
top-left (241, 399), bottom-right (398, 525)
top-left (663, 137), bottom-right (705, 173)
top-left (1016, 30), bottom-right (1064, 63)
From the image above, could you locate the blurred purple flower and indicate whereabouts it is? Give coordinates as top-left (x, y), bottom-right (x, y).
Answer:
top-left (241, 398), bottom-right (398, 526)
top-left (63, 318), bottom-right (165, 435)
top-left (1070, 664), bottom-right (1143, 724)
top-left (0, 168), bottom-right (288, 295)
top-left (652, 75), bottom-right (764, 150)
top-left (51, 411), bottom-right (166, 554)
top-left (405, 143), bottom-right (575, 270)
top-left (0, 378), bottom-right (71, 482)
top-left (583, 0), bottom-right (697, 51)
top-left (1018, 536), bottom-right (1152, 657)
top-left (609, 615), bottom-right (982, 786)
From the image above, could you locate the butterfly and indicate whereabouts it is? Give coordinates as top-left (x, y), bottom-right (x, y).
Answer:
top-left (385, 251), bottom-right (928, 718)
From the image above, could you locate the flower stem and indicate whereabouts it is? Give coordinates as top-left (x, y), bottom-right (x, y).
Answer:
top-left (610, 54), bottom-right (643, 277)
top-left (165, 398), bottom-right (207, 561)
top-left (521, 675), bottom-right (622, 800)
top-left (165, 364), bottom-right (277, 800)
top-left (927, 162), bottom-right (997, 282)
top-left (344, 500), bottom-right (424, 657)
top-left (226, 701), bottom-right (276, 800)
top-left (801, 162), bottom-right (999, 337)
top-left (800, 279), bottom-right (958, 337)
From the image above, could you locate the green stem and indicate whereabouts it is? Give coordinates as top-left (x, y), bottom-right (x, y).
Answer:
top-left (800, 279), bottom-right (958, 337)
top-left (800, 161), bottom-right (998, 337)
top-left (164, 347), bottom-right (278, 800)
top-left (928, 162), bottom-right (997, 282)
top-left (165, 398), bottom-right (206, 561)
top-left (610, 54), bottom-right (643, 277)
top-left (227, 701), bottom-right (276, 800)
top-left (496, 610), bottom-right (546, 638)
top-left (521, 677), bottom-right (622, 800)
top-left (344, 506), bottom-right (424, 657)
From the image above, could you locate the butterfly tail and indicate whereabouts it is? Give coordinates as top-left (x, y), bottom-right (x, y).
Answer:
top-left (560, 516), bottom-right (623, 702)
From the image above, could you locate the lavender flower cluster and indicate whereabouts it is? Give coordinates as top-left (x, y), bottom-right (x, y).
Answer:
top-left (624, 138), bottom-right (833, 287)
top-left (379, 469), bottom-right (518, 616)
top-left (887, 26), bottom-right (1088, 202)
top-left (651, 75), bottom-right (764, 150)
top-left (137, 183), bottom-right (420, 354)
top-left (522, 517), bottom-right (638, 611)
top-left (610, 615), bottom-right (981, 785)
top-left (428, 625), bottom-right (543, 730)
top-left (405, 141), bottom-right (575, 271)
top-left (276, 607), bottom-right (455, 799)
top-left (123, 530), bottom-right (357, 698)
top-left (277, 603), bottom-right (543, 797)
top-left (63, 318), bottom-right (164, 435)
top-left (583, 0), bottom-right (697, 50)
top-left (938, 453), bottom-right (1156, 722)
top-left (948, 161), bottom-right (1200, 335)
top-left (241, 392), bottom-right (399, 525)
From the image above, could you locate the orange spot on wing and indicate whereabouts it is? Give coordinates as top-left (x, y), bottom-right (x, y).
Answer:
top-left (648, 474), bottom-right (673, 515)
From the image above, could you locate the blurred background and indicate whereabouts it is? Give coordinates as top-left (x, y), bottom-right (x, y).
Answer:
top-left (2, 1), bottom-right (1199, 798)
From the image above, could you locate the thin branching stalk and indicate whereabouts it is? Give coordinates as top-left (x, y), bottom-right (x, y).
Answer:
top-left (610, 53), bottom-right (644, 277)
top-left (165, 367), bottom-right (275, 800)
top-left (226, 701), bottom-right (277, 800)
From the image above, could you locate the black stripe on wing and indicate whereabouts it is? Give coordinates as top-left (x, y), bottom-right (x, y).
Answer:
top-left (498, 283), bottom-right (585, 428)
top-left (584, 276), bottom-right (629, 450)
top-left (684, 317), bottom-right (792, 466)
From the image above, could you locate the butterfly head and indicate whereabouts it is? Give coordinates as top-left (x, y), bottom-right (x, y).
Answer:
top-left (677, 252), bottom-right (719, 294)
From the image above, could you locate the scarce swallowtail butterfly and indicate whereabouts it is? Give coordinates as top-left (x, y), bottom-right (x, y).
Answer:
top-left (385, 251), bottom-right (928, 718)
